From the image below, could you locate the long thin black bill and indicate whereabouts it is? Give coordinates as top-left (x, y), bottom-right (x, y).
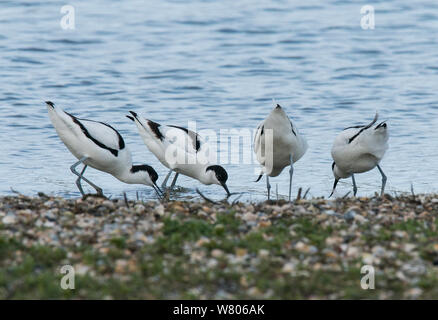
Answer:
top-left (153, 184), bottom-right (163, 198)
top-left (329, 179), bottom-right (339, 198)
top-left (221, 183), bottom-right (231, 197)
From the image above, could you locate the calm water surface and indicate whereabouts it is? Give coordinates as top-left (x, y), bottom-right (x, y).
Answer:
top-left (1, 0), bottom-right (438, 201)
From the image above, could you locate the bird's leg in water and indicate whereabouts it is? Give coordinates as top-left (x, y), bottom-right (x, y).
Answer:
top-left (169, 172), bottom-right (179, 191)
top-left (377, 165), bottom-right (387, 196)
top-left (71, 157), bottom-right (103, 196)
top-left (266, 176), bottom-right (271, 200)
top-left (352, 174), bottom-right (357, 197)
top-left (289, 154), bottom-right (294, 201)
top-left (161, 169), bottom-right (173, 189)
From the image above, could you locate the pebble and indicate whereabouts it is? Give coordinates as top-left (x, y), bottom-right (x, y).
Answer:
top-left (282, 262), bottom-right (296, 273)
top-left (2, 214), bottom-right (16, 225)
top-left (343, 210), bottom-right (356, 221)
top-left (211, 249), bottom-right (224, 258)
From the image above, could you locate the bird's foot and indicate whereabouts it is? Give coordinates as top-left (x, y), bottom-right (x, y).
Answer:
top-left (196, 189), bottom-right (243, 205)
top-left (82, 193), bottom-right (107, 200)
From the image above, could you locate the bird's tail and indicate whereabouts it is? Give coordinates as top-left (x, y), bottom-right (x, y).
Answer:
top-left (127, 111), bottom-right (159, 141)
top-left (45, 101), bottom-right (55, 109)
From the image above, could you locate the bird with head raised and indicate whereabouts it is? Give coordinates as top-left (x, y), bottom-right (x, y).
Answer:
top-left (253, 104), bottom-right (308, 201)
top-left (127, 111), bottom-right (231, 197)
top-left (46, 101), bottom-right (161, 197)
top-left (330, 112), bottom-right (389, 197)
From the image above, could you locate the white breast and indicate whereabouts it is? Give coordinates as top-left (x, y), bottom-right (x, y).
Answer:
top-left (254, 106), bottom-right (307, 177)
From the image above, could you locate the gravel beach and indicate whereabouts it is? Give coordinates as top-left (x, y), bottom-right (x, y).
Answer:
top-left (1, 193), bottom-right (438, 299)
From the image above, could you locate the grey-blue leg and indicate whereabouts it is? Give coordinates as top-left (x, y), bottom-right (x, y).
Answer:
top-left (76, 165), bottom-right (87, 196)
top-left (169, 172), bottom-right (179, 191)
top-left (376, 165), bottom-right (387, 196)
top-left (161, 169), bottom-right (173, 189)
top-left (289, 154), bottom-right (294, 201)
top-left (352, 174), bottom-right (357, 197)
top-left (266, 176), bottom-right (271, 200)
top-left (70, 157), bottom-right (103, 196)
top-left (152, 184), bottom-right (163, 199)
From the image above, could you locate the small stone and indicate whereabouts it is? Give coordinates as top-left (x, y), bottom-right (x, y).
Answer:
top-left (115, 259), bottom-right (128, 274)
top-left (242, 212), bottom-right (257, 222)
top-left (326, 236), bottom-right (342, 246)
top-left (211, 249), bottom-right (224, 258)
top-left (43, 221), bottom-right (55, 228)
top-left (206, 258), bottom-right (218, 269)
top-left (258, 220), bottom-right (271, 228)
top-left (2, 214), bottom-right (16, 225)
top-left (406, 288), bottom-right (423, 299)
top-left (235, 248), bottom-right (247, 257)
top-left (346, 246), bottom-right (359, 257)
top-left (362, 253), bottom-right (374, 265)
top-left (247, 287), bottom-right (262, 297)
top-left (258, 249), bottom-right (269, 258)
top-left (372, 245), bottom-right (386, 257)
top-left (282, 262), bottom-right (295, 273)
top-left (103, 200), bottom-right (115, 210)
top-left (196, 237), bottom-right (210, 247)
top-left (295, 241), bottom-right (311, 253)
top-left (75, 264), bottom-right (90, 276)
top-left (394, 230), bottom-right (407, 238)
top-left (324, 250), bottom-right (338, 259)
top-left (354, 214), bottom-right (367, 223)
top-left (344, 210), bottom-right (356, 221)
top-left (155, 204), bottom-right (165, 216)
top-left (134, 204), bottom-right (146, 214)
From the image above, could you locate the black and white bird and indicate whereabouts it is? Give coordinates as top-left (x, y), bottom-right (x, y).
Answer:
top-left (330, 112), bottom-right (389, 197)
top-left (46, 101), bottom-right (161, 197)
top-left (254, 104), bottom-right (308, 201)
top-left (127, 111), bottom-right (230, 196)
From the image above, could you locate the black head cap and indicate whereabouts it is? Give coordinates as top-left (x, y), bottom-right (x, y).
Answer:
top-left (46, 101), bottom-right (55, 107)
top-left (276, 104), bottom-right (282, 109)
top-left (131, 165), bottom-right (158, 183)
top-left (206, 165), bottom-right (228, 183)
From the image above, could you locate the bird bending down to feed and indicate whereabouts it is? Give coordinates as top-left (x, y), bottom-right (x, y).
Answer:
top-left (46, 101), bottom-right (161, 197)
top-left (253, 104), bottom-right (308, 201)
top-left (127, 111), bottom-right (231, 197)
top-left (330, 112), bottom-right (389, 197)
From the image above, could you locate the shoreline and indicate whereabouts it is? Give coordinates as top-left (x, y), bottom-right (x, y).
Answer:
top-left (1, 193), bottom-right (437, 299)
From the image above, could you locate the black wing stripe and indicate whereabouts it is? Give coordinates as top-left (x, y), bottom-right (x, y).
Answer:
top-left (128, 111), bottom-right (165, 142)
top-left (168, 125), bottom-right (201, 152)
top-left (375, 121), bottom-right (387, 129)
top-left (289, 120), bottom-right (296, 136)
top-left (147, 120), bottom-right (164, 141)
top-left (66, 112), bottom-right (119, 157)
top-left (98, 121), bottom-right (125, 150)
top-left (343, 125), bottom-right (364, 131)
top-left (348, 113), bottom-right (378, 144)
